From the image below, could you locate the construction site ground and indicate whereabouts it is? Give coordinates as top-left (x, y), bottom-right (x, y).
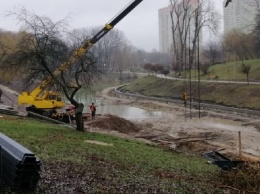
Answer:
top-left (85, 87), bottom-right (260, 162)
top-left (1, 84), bottom-right (260, 162)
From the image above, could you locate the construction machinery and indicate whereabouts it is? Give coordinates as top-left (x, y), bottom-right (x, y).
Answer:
top-left (18, 0), bottom-right (143, 122)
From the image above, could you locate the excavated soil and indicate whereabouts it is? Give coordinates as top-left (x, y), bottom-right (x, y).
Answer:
top-left (1, 84), bottom-right (260, 193)
top-left (86, 87), bottom-right (260, 162)
top-left (85, 114), bottom-right (142, 134)
top-left (1, 84), bottom-right (260, 161)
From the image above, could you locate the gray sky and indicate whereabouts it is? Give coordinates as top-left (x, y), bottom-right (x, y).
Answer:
top-left (0, 0), bottom-right (224, 52)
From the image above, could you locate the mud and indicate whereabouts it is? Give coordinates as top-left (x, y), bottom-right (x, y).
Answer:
top-left (85, 87), bottom-right (260, 162)
top-left (1, 83), bottom-right (260, 161)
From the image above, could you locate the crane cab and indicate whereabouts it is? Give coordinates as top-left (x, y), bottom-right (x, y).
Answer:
top-left (18, 90), bottom-right (65, 109)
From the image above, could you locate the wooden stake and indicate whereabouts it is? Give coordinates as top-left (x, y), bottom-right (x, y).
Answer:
top-left (238, 131), bottom-right (242, 159)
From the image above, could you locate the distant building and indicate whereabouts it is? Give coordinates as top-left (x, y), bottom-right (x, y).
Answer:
top-left (223, 0), bottom-right (257, 34)
top-left (158, 1), bottom-right (199, 53)
top-left (158, 5), bottom-right (173, 53)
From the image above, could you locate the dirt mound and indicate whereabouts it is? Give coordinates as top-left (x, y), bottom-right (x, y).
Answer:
top-left (85, 114), bottom-right (142, 134)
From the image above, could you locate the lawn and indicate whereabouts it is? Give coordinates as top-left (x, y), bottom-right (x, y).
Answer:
top-left (122, 75), bottom-right (260, 110)
top-left (169, 58), bottom-right (260, 82)
top-left (0, 115), bottom-right (222, 193)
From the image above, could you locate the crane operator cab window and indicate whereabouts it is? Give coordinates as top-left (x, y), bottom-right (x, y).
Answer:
top-left (47, 94), bottom-right (62, 101)
top-left (48, 94), bottom-right (57, 100)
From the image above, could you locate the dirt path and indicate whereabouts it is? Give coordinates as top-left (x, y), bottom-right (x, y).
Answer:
top-left (94, 87), bottom-right (260, 162)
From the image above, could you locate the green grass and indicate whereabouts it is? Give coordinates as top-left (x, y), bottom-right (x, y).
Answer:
top-left (122, 75), bottom-right (260, 110)
top-left (0, 116), bottom-right (222, 193)
top-left (206, 59), bottom-right (260, 81)
top-left (170, 59), bottom-right (260, 81)
top-left (0, 117), bottom-right (214, 173)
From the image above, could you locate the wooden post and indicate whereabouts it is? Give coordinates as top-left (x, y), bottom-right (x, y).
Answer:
top-left (238, 131), bottom-right (242, 159)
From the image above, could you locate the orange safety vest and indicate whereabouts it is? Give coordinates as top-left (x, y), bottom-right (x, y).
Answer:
top-left (182, 92), bottom-right (187, 101)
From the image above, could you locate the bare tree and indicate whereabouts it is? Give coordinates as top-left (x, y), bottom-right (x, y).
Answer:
top-left (253, 2), bottom-right (260, 57)
top-left (223, 29), bottom-right (255, 62)
top-left (200, 62), bottom-right (211, 75)
top-left (0, 31), bottom-right (19, 82)
top-left (169, 0), bottom-right (220, 71)
top-left (4, 9), bottom-right (102, 131)
top-left (111, 44), bottom-right (128, 79)
top-left (223, 29), bottom-right (254, 84)
top-left (202, 40), bottom-right (222, 64)
top-left (86, 27), bottom-right (126, 70)
top-left (169, 0), bottom-right (190, 72)
top-left (0, 39), bottom-right (6, 70)
top-left (0, 34), bottom-right (7, 102)
top-left (134, 49), bottom-right (147, 66)
top-left (0, 88), bottom-right (2, 103)
top-left (122, 45), bottom-right (138, 72)
top-left (191, 0), bottom-right (220, 65)
top-left (238, 64), bottom-right (251, 84)
top-left (110, 44), bottom-right (137, 79)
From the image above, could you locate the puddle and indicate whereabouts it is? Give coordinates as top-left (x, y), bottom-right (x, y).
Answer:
top-left (198, 118), bottom-right (256, 132)
top-left (84, 104), bottom-right (167, 119)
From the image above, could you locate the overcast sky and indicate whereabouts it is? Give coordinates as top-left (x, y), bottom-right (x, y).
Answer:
top-left (0, 0), bottom-right (224, 52)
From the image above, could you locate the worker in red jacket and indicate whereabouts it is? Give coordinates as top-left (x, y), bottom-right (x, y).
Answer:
top-left (90, 103), bottom-right (96, 120)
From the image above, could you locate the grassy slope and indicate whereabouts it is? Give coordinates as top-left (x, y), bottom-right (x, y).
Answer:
top-left (177, 59), bottom-right (260, 81)
top-left (0, 116), bottom-right (222, 193)
top-left (206, 59), bottom-right (260, 81)
top-left (122, 75), bottom-right (260, 110)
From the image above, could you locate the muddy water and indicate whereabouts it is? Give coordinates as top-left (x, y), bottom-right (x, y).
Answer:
top-left (85, 104), bottom-right (167, 119)
top-left (199, 118), bottom-right (257, 133)
top-left (79, 92), bottom-right (260, 157)
top-left (79, 94), bottom-right (167, 119)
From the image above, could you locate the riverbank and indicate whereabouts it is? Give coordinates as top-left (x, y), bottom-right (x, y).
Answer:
top-left (1, 82), bottom-right (260, 160)
top-left (92, 86), bottom-right (260, 161)
top-left (121, 75), bottom-right (260, 111)
top-left (1, 85), bottom-right (260, 192)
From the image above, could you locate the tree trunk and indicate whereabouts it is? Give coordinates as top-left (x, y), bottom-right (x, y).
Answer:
top-left (0, 89), bottom-right (2, 103)
top-left (75, 112), bottom-right (84, 131)
top-left (75, 103), bottom-right (85, 131)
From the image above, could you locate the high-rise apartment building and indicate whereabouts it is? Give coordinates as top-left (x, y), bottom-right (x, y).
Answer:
top-left (223, 0), bottom-right (257, 34)
top-left (158, 1), bottom-right (198, 53)
top-left (158, 5), bottom-right (173, 53)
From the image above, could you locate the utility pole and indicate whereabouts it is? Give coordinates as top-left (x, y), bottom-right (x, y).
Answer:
top-left (189, 21), bottom-right (192, 119)
top-left (196, 7), bottom-right (201, 119)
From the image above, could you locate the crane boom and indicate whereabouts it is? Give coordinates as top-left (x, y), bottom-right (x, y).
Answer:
top-left (18, 0), bottom-right (143, 109)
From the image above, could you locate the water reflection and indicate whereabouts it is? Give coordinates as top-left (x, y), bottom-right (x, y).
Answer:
top-left (200, 118), bottom-right (256, 132)
top-left (84, 104), bottom-right (165, 119)
top-left (73, 92), bottom-right (166, 119)
top-left (74, 92), bottom-right (97, 105)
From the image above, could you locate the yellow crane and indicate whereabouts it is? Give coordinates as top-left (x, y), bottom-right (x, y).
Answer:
top-left (18, 0), bottom-right (143, 121)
